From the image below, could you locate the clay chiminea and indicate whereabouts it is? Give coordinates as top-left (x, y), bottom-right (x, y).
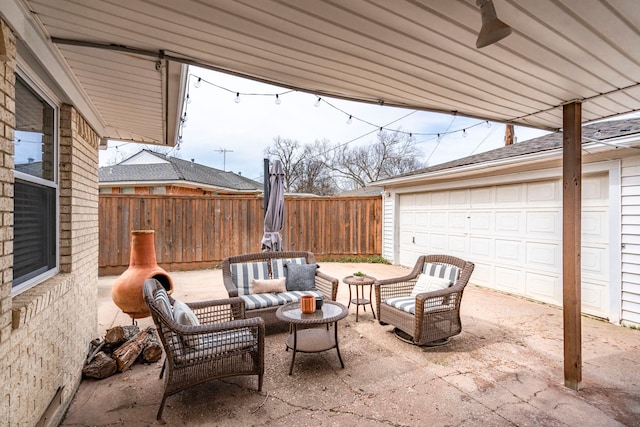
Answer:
top-left (111, 230), bottom-right (174, 319)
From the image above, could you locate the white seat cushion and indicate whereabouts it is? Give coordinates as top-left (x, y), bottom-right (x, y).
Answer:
top-left (240, 293), bottom-right (283, 310)
top-left (410, 274), bottom-right (452, 297)
top-left (271, 257), bottom-right (306, 279)
top-left (176, 328), bottom-right (256, 362)
top-left (422, 262), bottom-right (459, 284)
top-left (231, 261), bottom-right (269, 295)
top-left (385, 296), bottom-right (416, 314)
top-left (240, 290), bottom-right (324, 309)
top-left (154, 288), bottom-right (173, 320)
top-left (173, 299), bottom-right (201, 347)
top-left (276, 290), bottom-right (324, 304)
top-left (385, 296), bottom-right (450, 315)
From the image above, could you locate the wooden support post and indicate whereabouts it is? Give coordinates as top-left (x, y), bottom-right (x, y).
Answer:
top-left (562, 102), bottom-right (582, 390)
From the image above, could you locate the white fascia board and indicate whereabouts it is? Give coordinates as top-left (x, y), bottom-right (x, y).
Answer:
top-left (387, 159), bottom-right (618, 195)
top-left (375, 150), bottom-right (562, 187)
top-left (2, 0), bottom-right (106, 135)
top-left (375, 141), bottom-right (617, 188)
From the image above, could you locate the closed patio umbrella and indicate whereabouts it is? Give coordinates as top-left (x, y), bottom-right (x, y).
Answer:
top-left (261, 160), bottom-right (285, 252)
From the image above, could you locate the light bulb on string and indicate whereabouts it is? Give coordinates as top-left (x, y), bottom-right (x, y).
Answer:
top-left (485, 120), bottom-right (491, 128)
top-left (437, 133), bottom-right (442, 142)
top-left (275, 94), bottom-right (281, 105)
top-left (185, 93), bottom-right (191, 104)
top-left (315, 97), bottom-right (321, 107)
top-left (594, 129), bottom-right (602, 138)
top-left (346, 115), bottom-right (352, 124)
top-left (194, 77), bottom-right (201, 88)
top-left (463, 129), bottom-right (467, 138)
top-left (234, 92), bottom-right (240, 103)
top-left (181, 112), bottom-right (188, 127)
top-left (378, 127), bottom-right (383, 135)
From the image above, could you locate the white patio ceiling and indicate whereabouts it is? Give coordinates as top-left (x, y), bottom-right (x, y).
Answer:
top-left (17, 0), bottom-right (640, 145)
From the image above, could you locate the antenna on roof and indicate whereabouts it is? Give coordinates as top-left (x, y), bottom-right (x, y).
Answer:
top-left (215, 148), bottom-right (233, 171)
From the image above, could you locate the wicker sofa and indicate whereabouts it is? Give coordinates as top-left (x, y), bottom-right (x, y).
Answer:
top-left (221, 251), bottom-right (339, 326)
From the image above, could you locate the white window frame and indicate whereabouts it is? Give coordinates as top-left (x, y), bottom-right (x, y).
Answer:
top-left (11, 69), bottom-right (60, 295)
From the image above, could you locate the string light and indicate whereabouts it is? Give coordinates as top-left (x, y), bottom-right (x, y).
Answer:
top-left (594, 129), bottom-right (602, 138)
top-left (187, 72), bottom-right (499, 144)
top-left (181, 112), bottom-right (188, 127)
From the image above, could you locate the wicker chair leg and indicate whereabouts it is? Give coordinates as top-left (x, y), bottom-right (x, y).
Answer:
top-left (159, 358), bottom-right (166, 379)
top-left (156, 393), bottom-right (168, 420)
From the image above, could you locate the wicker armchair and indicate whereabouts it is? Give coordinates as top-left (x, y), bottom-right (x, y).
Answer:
top-left (143, 279), bottom-right (264, 420)
top-left (375, 255), bottom-right (474, 346)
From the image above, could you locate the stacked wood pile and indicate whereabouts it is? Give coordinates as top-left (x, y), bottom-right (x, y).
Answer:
top-left (82, 325), bottom-right (163, 379)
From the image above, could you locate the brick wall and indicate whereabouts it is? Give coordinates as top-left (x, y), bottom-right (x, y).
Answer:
top-left (0, 19), bottom-right (16, 426)
top-left (0, 18), bottom-right (100, 426)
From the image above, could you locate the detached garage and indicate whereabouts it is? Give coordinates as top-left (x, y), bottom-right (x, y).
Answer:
top-left (376, 118), bottom-right (640, 326)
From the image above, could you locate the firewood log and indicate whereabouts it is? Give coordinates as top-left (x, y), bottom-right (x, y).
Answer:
top-left (112, 327), bottom-right (152, 372)
top-left (139, 329), bottom-right (163, 363)
top-left (82, 351), bottom-right (117, 379)
top-left (86, 339), bottom-right (106, 364)
top-left (104, 325), bottom-right (140, 346)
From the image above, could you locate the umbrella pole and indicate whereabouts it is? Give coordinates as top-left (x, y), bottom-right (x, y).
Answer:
top-left (263, 158), bottom-right (270, 217)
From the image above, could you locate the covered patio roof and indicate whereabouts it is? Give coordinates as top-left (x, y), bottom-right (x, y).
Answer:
top-left (8, 0), bottom-right (640, 145)
top-left (4, 0), bottom-right (639, 391)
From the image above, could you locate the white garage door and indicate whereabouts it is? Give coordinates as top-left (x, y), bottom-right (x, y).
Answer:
top-left (398, 174), bottom-right (610, 319)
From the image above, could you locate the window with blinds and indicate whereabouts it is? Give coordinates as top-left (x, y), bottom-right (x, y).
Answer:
top-left (13, 74), bottom-right (58, 290)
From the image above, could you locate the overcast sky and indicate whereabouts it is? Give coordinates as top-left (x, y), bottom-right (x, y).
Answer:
top-left (99, 66), bottom-right (550, 181)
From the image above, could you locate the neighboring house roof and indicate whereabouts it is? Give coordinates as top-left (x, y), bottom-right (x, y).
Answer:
top-left (380, 117), bottom-right (640, 182)
top-left (14, 161), bottom-right (43, 176)
top-left (99, 150), bottom-right (262, 193)
top-left (338, 186), bottom-right (383, 197)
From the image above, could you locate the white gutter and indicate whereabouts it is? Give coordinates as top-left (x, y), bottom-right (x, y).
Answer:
top-left (373, 138), bottom-right (626, 187)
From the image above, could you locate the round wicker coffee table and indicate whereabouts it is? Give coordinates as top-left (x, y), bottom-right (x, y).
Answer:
top-left (276, 301), bottom-right (348, 375)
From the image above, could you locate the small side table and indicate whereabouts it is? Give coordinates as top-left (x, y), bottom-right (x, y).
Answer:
top-left (343, 275), bottom-right (376, 322)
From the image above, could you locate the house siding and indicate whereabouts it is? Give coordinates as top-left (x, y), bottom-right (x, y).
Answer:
top-left (621, 156), bottom-right (640, 326)
top-left (0, 20), bottom-right (100, 425)
top-left (382, 193), bottom-right (395, 261)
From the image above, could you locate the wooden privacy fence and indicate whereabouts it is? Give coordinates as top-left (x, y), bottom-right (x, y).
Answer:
top-left (99, 194), bottom-right (382, 275)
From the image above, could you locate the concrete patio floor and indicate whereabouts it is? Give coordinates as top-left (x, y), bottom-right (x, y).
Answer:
top-left (62, 262), bottom-right (640, 426)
